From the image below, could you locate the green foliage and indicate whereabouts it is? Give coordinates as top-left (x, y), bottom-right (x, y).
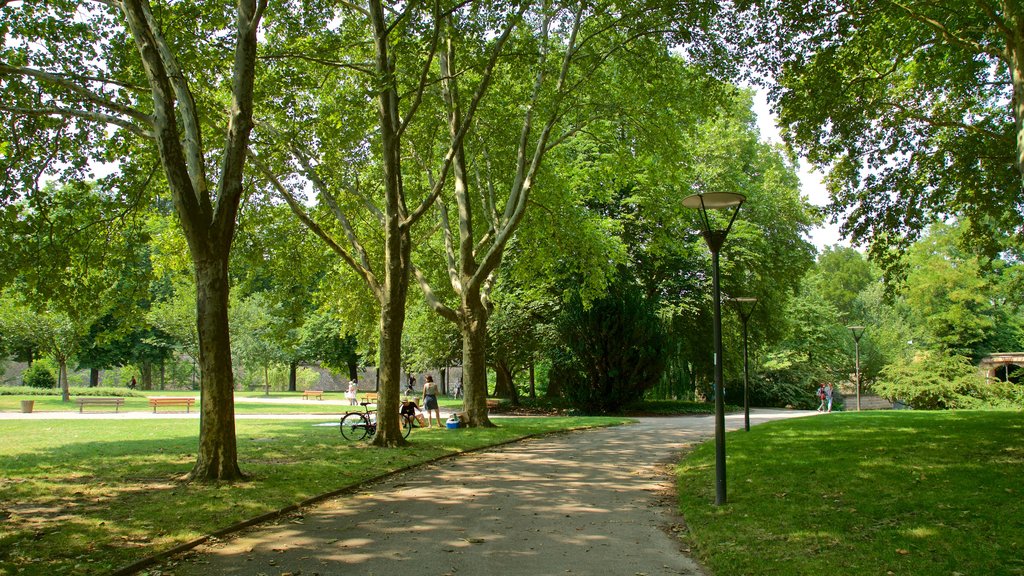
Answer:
top-left (770, 1), bottom-right (1024, 269)
top-left (874, 351), bottom-right (986, 409)
top-left (0, 386), bottom-right (146, 398)
top-left (551, 276), bottom-right (667, 414)
top-left (20, 363), bottom-right (55, 389)
top-left (802, 246), bottom-right (876, 322)
top-left (748, 373), bottom-right (815, 410)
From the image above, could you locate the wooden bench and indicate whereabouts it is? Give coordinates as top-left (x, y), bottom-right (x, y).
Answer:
top-left (76, 397), bottom-right (125, 413)
top-left (361, 392), bottom-right (378, 406)
top-left (148, 397), bottom-right (196, 413)
top-left (302, 390), bottom-right (324, 400)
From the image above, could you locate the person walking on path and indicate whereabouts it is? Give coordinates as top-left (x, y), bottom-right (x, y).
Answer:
top-left (824, 382), bottom-right (834, 413)
top-left (816, 384), bottom-right (826, 412)
top-left (421, 375), bottom-right (441, 427)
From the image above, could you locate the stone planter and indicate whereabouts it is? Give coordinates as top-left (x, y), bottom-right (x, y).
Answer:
top-left (20, 400), bottom-right (34, 413)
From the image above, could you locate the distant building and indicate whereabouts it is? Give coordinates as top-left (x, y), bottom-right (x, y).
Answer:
top-left (979, 353), bottom-right (1024, 384)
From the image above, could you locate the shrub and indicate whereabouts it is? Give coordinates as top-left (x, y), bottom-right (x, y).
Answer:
top-left (551, 278), bottom-right (666, 414)
top-left (874, 351), bottom-right (983, 409)
top-left (22, 363), bottom-right (57, 389)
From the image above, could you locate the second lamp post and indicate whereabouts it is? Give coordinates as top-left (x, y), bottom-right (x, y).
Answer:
top-left (732, 297), bottom-right (758, 432)
top-left (682, 191), bottom-right (745, 506)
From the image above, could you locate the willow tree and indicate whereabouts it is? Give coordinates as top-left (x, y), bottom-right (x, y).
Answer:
top-left (0, 0), bottom-right (267, 481)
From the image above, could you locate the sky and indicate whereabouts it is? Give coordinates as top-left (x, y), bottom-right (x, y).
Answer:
top-left (752, 90), bottom-right (846, 251)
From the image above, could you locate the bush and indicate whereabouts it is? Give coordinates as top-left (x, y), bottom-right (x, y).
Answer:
top-left (550, 277), bottom-right (666, 414)
top-left (874, 351), bottom-right (984, 409)
top-left (22, 363), bottom-right (56, 389)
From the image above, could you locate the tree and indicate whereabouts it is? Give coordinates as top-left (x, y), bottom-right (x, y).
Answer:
top-left (413, 3), bottom-right (748, 426)
top-left (250, 0), bottom-right (527, 440)
top-left (1, 0), bottom-right (267, 480)
top-left (764, 0), bottom-right (1024, 265)
top-left (802, 246), bottom-right (876, 323)
top-left (0, 180), bottom-right (152, 398)
top-left (486, 287), bottom-right (558, 405)
top-left (298, 312), bottom-right (361, 382)
top-left (903, 222), bottom-right (1007, 361)
top-left (0, 293), bottom-right (78, 399)
top-left (550, 273), bottom-right (667, 414)
top-left (233, 201), bottom-right (328, 391)
top-left (874, 350), bottom-right (984, 409)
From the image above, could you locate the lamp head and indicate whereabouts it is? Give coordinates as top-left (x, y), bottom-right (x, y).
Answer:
top-left (682, 192), bottom-right (746, 252)
top-left (681, 192), bottom-right (746, 210)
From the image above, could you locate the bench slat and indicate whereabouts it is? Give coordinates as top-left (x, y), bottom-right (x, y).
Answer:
top-left (75, 397), bottom-right (125, 413)
top-left (148, 397), bottom-right (195, 413)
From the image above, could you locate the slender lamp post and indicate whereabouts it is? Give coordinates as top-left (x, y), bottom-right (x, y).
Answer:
top-left (682, 191), bottom-right (745, 506)
top-left (848, 325), bottom-right (865, 411)
top-left (731, 297), bottom-right (758, 432)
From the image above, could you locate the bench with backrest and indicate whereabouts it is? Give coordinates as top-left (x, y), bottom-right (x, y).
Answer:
top-left (361, 392), bottom-right (378, 407)
top-left (148, 397), bottom-right (196, 413)
top-left (302, 390), bottom-right (324, 400)
top-left (76, 397), bottom-right (125, 413)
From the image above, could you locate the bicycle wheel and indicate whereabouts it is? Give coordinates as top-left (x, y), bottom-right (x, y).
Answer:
top-left (401, 414), bottom-right (413, 438)
top-left (340, 412), bottom-right (370, 441)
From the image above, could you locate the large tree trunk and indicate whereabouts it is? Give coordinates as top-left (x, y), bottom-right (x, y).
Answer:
top-left (121, 0), bottom-right (262, 481)
top-left (190, 256), bottom-right (243, 481)
top-left (461, 298), bottom-right (494, 427)
top-left (59, 358), bottom-right (70, 402)
top-left (528, 362), bottom-right (536, 399)
top-left (141, 360), bottom-right (154, 390)
top-left (493, 360), bottom-right (519, 406)
top-left (1010, 6), bottom-right (1024, 183)
top-left (89, 368), bottom-right (99, 387)
top-left (368, 0), bottom-right (410, 447)
top-left (288, 361), bottom-right (297, 392)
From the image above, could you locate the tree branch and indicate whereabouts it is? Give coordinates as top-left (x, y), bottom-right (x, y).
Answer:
top-left (0, 64), bottom-right (152, 126)
top-left (887, 0), bottom-right (1008, 62)
top-left (0, 105), bottom-right (154, 139)
top-left (412, 264), bottom-right (460, 324)
top-left (249, 151), bottom-right (382, 301)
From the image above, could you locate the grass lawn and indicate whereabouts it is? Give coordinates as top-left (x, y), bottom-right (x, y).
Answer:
top-left (676, 410), bottom-right (1024, 576)
top-left (0, 415), bottom-right (627, 575)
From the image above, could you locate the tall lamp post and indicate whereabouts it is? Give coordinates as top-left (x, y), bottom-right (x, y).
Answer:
top-left (731, 297), bottom-right (758, 432)
top-left (848, 325), bottom-right (865, 411)
top-left (682, 191), bottom-right (745, 506)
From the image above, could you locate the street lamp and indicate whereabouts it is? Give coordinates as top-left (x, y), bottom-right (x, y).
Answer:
top-left (682, 191), bottom-right (745, 506)
top-left (848, 325), bottom-right (865, 411)
top-left (731, 297), bottom-right (758, 432)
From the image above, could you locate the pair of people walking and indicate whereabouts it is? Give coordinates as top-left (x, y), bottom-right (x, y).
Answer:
top-left (816, 383), bottom-right (834, 412)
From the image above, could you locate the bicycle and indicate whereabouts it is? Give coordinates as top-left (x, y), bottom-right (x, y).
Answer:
top-left (340, 401), bottom-right (414, 441)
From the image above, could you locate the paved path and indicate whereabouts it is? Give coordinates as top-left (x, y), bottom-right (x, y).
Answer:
top-left (164, 409), bottom-right (815, 576)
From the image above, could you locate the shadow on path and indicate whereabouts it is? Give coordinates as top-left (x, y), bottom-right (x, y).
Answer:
top-left (166, 409), bottom-right (815, 576)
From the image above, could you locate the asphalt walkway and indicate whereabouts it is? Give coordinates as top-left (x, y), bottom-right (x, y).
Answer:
top-left (161, 409), bottom-right (815, 576)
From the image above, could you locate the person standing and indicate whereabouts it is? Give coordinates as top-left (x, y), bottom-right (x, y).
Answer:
top-left (422, 375), bottom-right (441, 427)
top-left (824, 382), bottom-right (834, 413)
top-left (346, 380), bottom-right (359, 406)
